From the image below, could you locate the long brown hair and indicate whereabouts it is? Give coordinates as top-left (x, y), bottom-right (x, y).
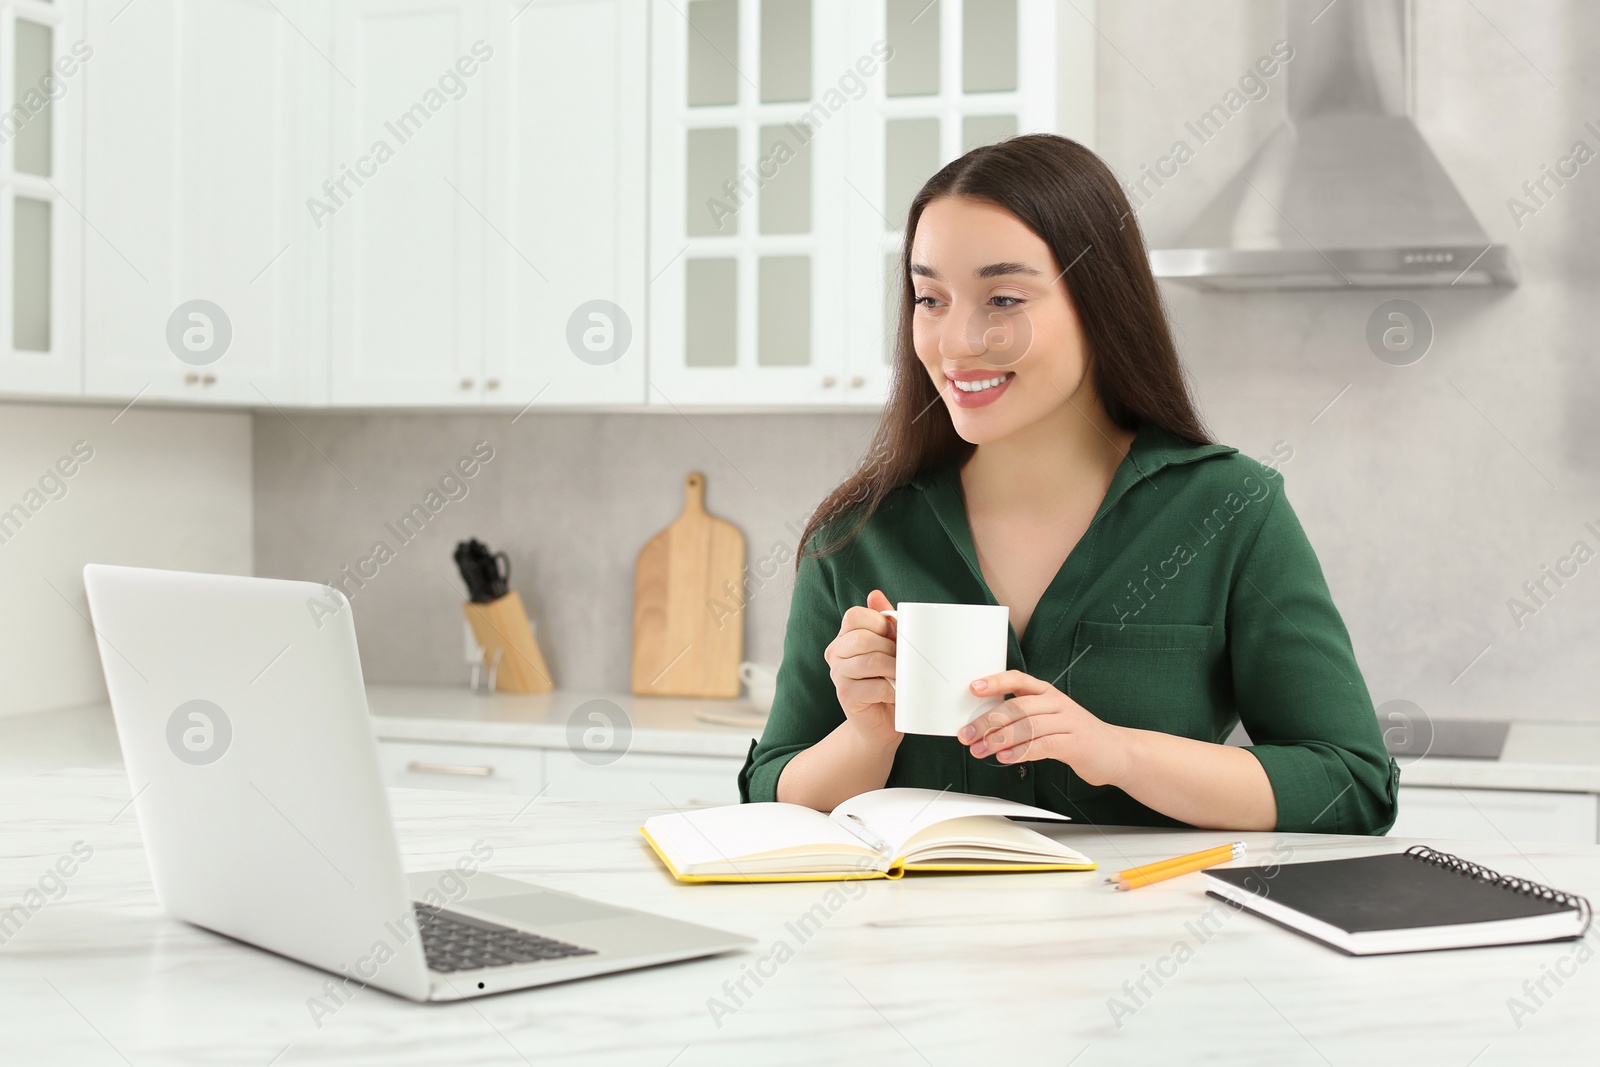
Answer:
top-left (795, 133), bottom-right (1212, 570)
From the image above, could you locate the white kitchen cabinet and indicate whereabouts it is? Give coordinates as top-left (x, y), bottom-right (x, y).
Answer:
top-left (841, 0), bottom-right (1065, 408)
top-left (328, 0), bottom-right (650, 408)
top-left (81, 0), bottom-right (325, 407)
top-left (1391, 786), bottom-right (1599, 846)
top-left (648, 0), bottom-right (1078, 408)
top-left (0, 0), bottom-right (84, 398)
top-left (480, 0), bottom-right (648, 408)
top-left (47, 0), bottom-right (1092, 413)
top-left (542, 748), bottom-right (742, 807)
top-left (373, 737), bottom-right (743, 808)
top-left (648, 0), bottom-right (852, 407)
top-left (375, 738), bottom-right (545, 795)
top-left (326, 0), bottom-right (487, 406)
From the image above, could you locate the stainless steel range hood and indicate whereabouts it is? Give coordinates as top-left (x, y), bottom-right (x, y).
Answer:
top-left (1149, 0), bottom-right (1517, 290)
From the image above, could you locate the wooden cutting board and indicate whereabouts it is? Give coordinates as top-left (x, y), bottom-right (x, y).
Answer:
top-left (631, 471), bottom-right (745, 698)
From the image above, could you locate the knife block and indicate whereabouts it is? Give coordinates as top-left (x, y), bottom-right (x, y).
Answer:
top-left (462, 591), bottom-right (553, 693)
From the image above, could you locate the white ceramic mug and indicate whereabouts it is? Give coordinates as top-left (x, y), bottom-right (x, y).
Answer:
top-left (738, 661), bottom-right (778, 712)
top-left (882, 602), bottom-right (1009, 736)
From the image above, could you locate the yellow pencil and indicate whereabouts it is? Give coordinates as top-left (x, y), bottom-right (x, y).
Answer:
top-left (1103, 842), bottom-right (1238, 883)
top-left (1108, 842), bottom-right (1245, 890)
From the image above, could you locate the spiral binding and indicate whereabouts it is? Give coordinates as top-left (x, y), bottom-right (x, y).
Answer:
top-left (1404, 844), bottom-right (1594, 934)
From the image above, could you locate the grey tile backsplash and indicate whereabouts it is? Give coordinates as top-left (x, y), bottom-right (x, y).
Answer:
top-left (254, 412), bottom-right (880, 692)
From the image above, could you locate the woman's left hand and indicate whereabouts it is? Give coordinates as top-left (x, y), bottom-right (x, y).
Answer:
top-left (958, 670), bottom-right (1130, 787)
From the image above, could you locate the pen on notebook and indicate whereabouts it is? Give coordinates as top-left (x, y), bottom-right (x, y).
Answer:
top-left (1107, 842), bottom-right (1245, 890)
top-left (837, 813), bottom-right (890, 853)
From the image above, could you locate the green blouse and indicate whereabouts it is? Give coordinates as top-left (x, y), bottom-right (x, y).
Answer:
top-left (736, 422), bottom-right (1400, 835)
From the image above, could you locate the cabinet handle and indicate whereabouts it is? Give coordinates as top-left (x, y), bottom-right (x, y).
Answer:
top-left (185, 372), bottom-right (200, 385)
top-left (405, 760), bottom-right (494, 777)
top-left (202, 374), bottom-right (216, 385)
top-left (460, 378), bottom-right (475, 390)
top-left (849, 375), bottom-right (864, 387)
top-left (485, 378), bottom-right (501, 390)
top-left (821, 375), bottom-right (837, 387)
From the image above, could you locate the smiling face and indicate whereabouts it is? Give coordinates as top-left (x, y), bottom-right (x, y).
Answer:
top-left (909, 196), bottom-right (1095, 445)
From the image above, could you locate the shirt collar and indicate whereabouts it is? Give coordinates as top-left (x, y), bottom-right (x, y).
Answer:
top-left (910, 421), bottom-right (1235, 492)
top-left (909, 421), bottom-right (1237, 591)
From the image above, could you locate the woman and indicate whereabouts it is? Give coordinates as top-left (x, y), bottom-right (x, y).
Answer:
top-left (736, 134), bottom-right (1398, 834)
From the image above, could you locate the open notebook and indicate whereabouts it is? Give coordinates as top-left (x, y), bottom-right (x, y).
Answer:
top-left (640, 787), bottom-right (1096, 883)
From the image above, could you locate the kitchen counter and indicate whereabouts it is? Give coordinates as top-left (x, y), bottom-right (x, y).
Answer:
top-left (368, 685), bottom-right (1600, 793)
top-left (12, 689), bottom-right (1600, 795)
top-left (365, 684), bottom-right (767, 758)
top-left (11, 688), bottom-right (1600, 797)
top-left (1397, 722), bottom-right (1600, 794)
top-left (3, 767), bottom-right (1596, 1065)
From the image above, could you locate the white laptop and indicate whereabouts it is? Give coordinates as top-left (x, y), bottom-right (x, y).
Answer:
top-left (81, 563), bottom-right (754, 1002)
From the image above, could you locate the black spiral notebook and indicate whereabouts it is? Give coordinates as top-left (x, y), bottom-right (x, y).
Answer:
top-left (1205, 845), bottom-right (1593, 955)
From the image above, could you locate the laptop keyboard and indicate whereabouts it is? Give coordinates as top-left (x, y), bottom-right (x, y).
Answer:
top-left (414, 902), bottom-right (598, 973)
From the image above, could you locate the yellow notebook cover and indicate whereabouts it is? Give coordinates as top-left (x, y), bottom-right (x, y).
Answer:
top-left (639, 826), bottom-right (906, 884)
top-left (639, 825), bottom-right (1095, 883)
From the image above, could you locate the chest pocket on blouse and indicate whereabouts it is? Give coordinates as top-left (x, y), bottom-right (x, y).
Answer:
top-left (1065, 621), bottom-right (1214, 737)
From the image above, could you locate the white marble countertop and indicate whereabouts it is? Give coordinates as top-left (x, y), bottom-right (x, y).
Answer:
top-left (2, 767), bottom-right (1598, 1065)
top-left (365, 684), bottom-right (1600, 794)
top-left (365, 684), bottom-right (767, 758)
top-left (11, 688), bottom-right (1600, 793)
top-left (1398, 723), bottom-right (1600, 793)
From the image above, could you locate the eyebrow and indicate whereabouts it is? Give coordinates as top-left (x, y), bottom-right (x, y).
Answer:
top-left (909, 261), bottom-right (1045, 280)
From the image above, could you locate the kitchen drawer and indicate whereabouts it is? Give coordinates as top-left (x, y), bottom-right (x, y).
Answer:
top-left (542, 749), bottom-right (742, 807)
top-left (1392, 786), bottom-right (1598, 845)
top-left (375, 740), bottom-right (544, 796)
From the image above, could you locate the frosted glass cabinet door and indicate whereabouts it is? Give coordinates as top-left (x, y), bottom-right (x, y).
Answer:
top-left (649, 0), bottom-right (1079, 408)
top-left (81, 0), bottom-right (322, 406)
top-left (649, 0), bottom-right (849, 406)
top-left (0, 0), bottom-right (84, 398)
top-left (841, 0), bottom-right (1073, 409)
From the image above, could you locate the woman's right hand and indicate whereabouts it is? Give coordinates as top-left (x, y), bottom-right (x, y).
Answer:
top-left (823, 588), bottom-right (903, 746)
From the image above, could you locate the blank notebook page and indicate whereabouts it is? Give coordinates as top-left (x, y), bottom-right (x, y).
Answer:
top-left (832, 787), bottom-right (1068, 853)
top-left (644, 803), bottom-right (866, 868)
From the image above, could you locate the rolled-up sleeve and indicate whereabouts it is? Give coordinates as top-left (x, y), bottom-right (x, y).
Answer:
top-left (1228, 480), bottom-right (1399, 835)
top-left (737, 540), bottom-right (850, 804)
